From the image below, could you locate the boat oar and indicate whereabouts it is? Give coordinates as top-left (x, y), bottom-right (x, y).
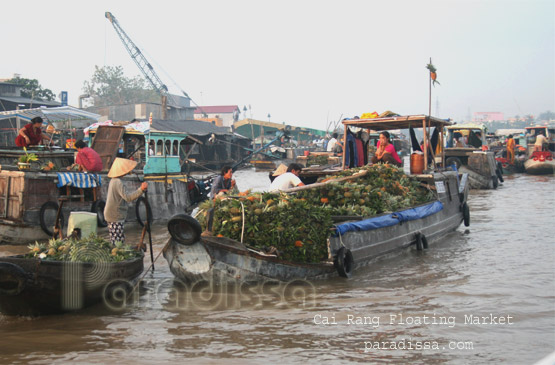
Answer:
top-left (143, 190), bottom-right (155, 271)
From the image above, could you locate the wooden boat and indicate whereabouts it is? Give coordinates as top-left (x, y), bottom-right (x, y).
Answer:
top-left (0, 254), bottom-right (143, 315)
top-left (524, 151), bottom-right (555, 175)
top-left (163, 115), bottom-right (471, 282)
top-left (444, 124), bottom-right (503, 189)
top-left (0, 124), bottom-right (212, 245)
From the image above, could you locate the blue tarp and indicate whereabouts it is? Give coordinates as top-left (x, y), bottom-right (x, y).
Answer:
top-left (56, 172), bottom-right (101, 188)
top-left (334, 201), bottom-right (444, 236)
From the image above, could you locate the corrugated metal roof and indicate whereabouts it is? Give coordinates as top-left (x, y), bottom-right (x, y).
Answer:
top-left (0, 106), bottom-right (101, 123)
top-left (194, 105), bottom-right (239, 114)
top-left (150, 119), bottom-right (235, 136)
top-left (0, 96), bottom-right (60, 107)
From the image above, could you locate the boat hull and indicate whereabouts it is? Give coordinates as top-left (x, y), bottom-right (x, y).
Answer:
top-left (163, 171), bottom-right (469, 282)
top-left (524, 159), bottom-right (555, 175)
top-left (0, 255), bottom-right (144, 315)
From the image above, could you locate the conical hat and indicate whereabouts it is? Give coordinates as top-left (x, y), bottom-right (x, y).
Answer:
top-left (272, 163), bottom-right (288, 177)
top-left (108, 158), bottom-right (138, 178)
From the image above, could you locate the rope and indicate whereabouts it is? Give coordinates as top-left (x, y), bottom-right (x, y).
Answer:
top-left (240, 201), bottom-right (245, 243)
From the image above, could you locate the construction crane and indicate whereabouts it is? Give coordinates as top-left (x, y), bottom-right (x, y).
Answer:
top-left (105, 11), bottom-right (189, 119)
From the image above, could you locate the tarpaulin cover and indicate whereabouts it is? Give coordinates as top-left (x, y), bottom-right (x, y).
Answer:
top-left (56, 172), bottom-right (101, 188)
top-left (334, 201), bottom-right (443, 236)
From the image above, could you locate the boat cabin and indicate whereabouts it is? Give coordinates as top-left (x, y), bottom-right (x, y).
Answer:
top-left (445, 124), bottom-right (487, 150)
top-left (524, 126), bottom-right (555, 155)
top-left (341, 115), bottom-right (452, 173)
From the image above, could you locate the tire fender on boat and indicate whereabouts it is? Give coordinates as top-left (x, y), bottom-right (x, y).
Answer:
top-left (496, 162), bottom-right (504, 183)
top-left (39, 201), bottom-right (64, 237)
top-left (91, 200), bottom-right (108, 227)
top-left (0, 262), bottom-right (27, 296)
top-left (492, 175), bottom-right (498, 189)
top-left (415, 232), bottom-right (429, 250)
top-left (334, 247), bottom-right (354, 278)
top-left (462, 202), bottom-right (470, 227)
top-left (168, 214), bottom-right (202, 245)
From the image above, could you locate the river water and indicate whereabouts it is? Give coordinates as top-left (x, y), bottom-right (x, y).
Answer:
top-left (0, 168), bottom-right (554, 364)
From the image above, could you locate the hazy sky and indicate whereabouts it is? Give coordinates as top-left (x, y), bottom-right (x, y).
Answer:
top-left (2, 0), bottom-right (553, 130)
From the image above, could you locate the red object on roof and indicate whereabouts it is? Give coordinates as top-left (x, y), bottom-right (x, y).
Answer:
top-left (194, 105), bottom-right (239, 114)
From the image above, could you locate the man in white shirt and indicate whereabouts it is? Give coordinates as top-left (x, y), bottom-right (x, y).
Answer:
top-left (535, 131), bottom-right (548, 151)
top-left (327, 133), bottom-right (338, 152)
top-left (269, 163), bottom-right (306, 192)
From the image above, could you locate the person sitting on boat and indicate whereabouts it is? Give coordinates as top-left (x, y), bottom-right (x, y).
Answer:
top-left (454, 132), bottom-right (467, 147)
top-left (104, 158), bottom-right (148, 245)
top-left (67, 140), bottom-right (103, 172)
top-left (269, 163), bottom-right (305, 192)
top-left (506, 134), bottom-right (515, 164)
top-left (210, 166), bottom-right (237, 198)
top-left (15, 117), bottom-right (52, 147)
top-left (534, 131), bottom-right (548, 152)
top-left (371, 131), bottom-right (402, 167)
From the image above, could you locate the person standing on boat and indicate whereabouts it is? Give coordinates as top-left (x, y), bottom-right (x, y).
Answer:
top-left (15, 117), bottom-right (52, 147)
top-left (506, 134), bottom-right (516, 164)
top-left (371, 131), bottom-right (402, 167)
top-left (534, 131), bottom-right (548, 152)
top-left (210, 166), bottom-right (237, 198)
top-left (67, 140), bottom-right (103, 172)
top-left (104, 158), bottom-right (148, 245)
top-left (269, 163), bottom-right (305, 192)
top-left (327, 133), bottom-right (342, 154)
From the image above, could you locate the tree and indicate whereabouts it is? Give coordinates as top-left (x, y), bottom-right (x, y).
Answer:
top-left (83, 65), bottom-right (159, 107)
top-left (537, 111), bottom-right (555, 121)
top-left (7, 76), bottom-right (55, 101)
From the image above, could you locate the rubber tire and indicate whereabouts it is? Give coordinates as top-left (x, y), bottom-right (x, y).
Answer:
top-left (39, 201), bottom-right (64, 237)
top-left (415, 233), bottom-right (423, 251)
top-left (421, 234), bottom-right (429, 249)
top-left (334, 247), bottom-right (354, 278)
top-left (0, 262), bottom-right (26, 296)
top-left (446, 157), bottom-right (462, 170)
top-left (463, 202), bottom-right (470, 227)
top-left (167, 214), bottom-right (202, 245)
top-left (91, 200), bottom-right (107, 227)
top-left (492, 175), bottom-right (498, 189)
top-left (135, 196), bottom-right (153, 228)
top-left (496, 162), bottom-right (504, 183)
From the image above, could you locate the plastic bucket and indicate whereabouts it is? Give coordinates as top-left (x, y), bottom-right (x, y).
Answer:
top-left (67, 212), bottom-right (98, 238)
top-left (410, 153), bottom-right (424, 174)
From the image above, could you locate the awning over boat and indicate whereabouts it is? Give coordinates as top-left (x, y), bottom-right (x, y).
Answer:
top-left (56, 172), bottom-right (102, 188)
top-left (0, 106), bottom-right (101, 123)
top-left (342, 115), bottom-right (452, 130)
top-left (333, 201), bottom-right (444, 236)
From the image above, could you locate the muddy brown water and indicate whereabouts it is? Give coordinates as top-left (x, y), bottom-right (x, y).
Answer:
top-left (0, 168), bottom-right (554, 364)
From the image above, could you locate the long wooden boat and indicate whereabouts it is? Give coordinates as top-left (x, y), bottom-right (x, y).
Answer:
top-left (163, 115), bottom-right (471, 282)
top-left (0, 254), bottom-right (143, 315)
top-left (0, 125), bottom-right (212, 245)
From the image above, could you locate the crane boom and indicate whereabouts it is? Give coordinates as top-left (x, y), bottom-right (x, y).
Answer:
top-left (105, 12), bottom-right (172, 102)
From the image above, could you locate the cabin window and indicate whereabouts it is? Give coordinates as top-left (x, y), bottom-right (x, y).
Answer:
top-left (172, 140), bottom-right (179, 156)
top-left (156, 140), bottom-right (163, 156)
top-left (165, 140), bottom-right (171, 156)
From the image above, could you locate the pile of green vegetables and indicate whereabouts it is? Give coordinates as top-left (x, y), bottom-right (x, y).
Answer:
top-left (198, 164), bottom-right (435, 264)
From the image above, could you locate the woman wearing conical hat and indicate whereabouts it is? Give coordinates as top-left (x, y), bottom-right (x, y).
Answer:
top-left (104, 158), bottom-right (148, 245)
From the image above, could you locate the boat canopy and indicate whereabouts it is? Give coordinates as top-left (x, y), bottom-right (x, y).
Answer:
top-left (445, 123), bottom-right (485, 131)
top-left (342, 115), bottom-right (451, 130)
top-left (341, 115), bottom-right (452, 170)
top-left (0, 106), bottom-right (101, 124)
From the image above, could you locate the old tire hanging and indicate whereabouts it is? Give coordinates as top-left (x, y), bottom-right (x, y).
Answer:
top-left (496, 162), bottom-right (504, 183)
top-left (421, 234), bottom-right (429, 249)
top-left (446, 157), bottom-right (462, 170)
top-left (463, 202), bottom-right (470, 227)
top-left (334, 247), bottom-right (354, 278)
top-left (415, 232), bottom-right (424, 251)
top-left (91, 200), bottom-right (108, 227)
top-left (492, 175), bottom-right (499, 189)
top-left (135, 196), bottom-right (153, 227)
top-left (39, 201), bottom-right (64, 237)
top-left (0, 262), bottom-right (27, 296)
top-left (167, 214), bottom-right (202, 245)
